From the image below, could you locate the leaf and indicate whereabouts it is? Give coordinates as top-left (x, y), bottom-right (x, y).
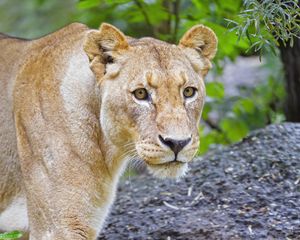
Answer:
top-left (220, 117), bottom-right (249, 142)
top-left (198, 129), bottom-right (227, 154)
top-left (233, 98), bottom-right (255, 115)
top-left (0, 231), bottom-right (23, 240)
top-left (206, 82), bottom-right (224, 99)
top-left (202, 103), bottom-right (212, 120)
top-left (77, 0), bottom-right (100, 9)
top-left (219, 0), bottom-right (241, 12)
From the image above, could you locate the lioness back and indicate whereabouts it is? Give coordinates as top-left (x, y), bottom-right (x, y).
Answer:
top-left (0, 33), bottom-right (29, 215)
top-left (0, 23), bottom-right (89, 233)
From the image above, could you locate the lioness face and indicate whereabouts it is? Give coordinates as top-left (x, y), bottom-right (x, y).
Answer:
top-left (84, 24), bottom-right (217, 178)
top-left (104, 43), bottom-right (206, 178)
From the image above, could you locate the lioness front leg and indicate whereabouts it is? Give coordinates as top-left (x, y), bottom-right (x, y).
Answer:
top-left (20, 161), bottom-right (112, 240)
top-left (19, 160), bottom-right (112, 240)
top-left (14, 117), bottom-right (112, 239)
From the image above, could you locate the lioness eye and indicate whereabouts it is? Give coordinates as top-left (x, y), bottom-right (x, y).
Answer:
top-left (183, 87), bottom-right (196, 98)
top-left (133, 88), bottom-right (148, 100)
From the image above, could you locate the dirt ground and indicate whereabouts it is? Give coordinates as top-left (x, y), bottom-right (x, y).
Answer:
top-left (99, 123), bottom-right (300, 240)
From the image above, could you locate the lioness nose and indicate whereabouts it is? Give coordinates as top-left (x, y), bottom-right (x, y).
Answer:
top-left (159, 135), bottom-right (191, 155)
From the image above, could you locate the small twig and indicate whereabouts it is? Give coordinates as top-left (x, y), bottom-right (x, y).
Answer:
top-left (189, 191), bottom-right (204, 206)
top-left (163, 201), bottom-right (188, 210)
top-left (248, 225), bottom-right (253, 235)
top-left (187, 186), bottom-right (193, 197)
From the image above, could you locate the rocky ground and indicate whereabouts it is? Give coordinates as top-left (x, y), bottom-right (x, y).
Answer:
top-left (99, 123), bottom-right (300, 240)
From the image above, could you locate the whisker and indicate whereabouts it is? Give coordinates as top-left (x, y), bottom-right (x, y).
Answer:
top-left (119, 149), bottom-right (137, 160)
top-left (121, 141), bottom-right (136, 149)
top-left (130, 158), bottom-right (145, 171)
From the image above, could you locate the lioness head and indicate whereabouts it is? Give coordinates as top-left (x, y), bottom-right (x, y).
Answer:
top-left (84, 23), bottom-right (217, 178)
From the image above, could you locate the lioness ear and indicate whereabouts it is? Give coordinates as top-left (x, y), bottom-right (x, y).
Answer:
top-left (179, 25), bottom-right (217, 76)
top-left (97, 23), bottom-right (129, 52)
top-left (179, 25), bottom-right (217, 60)
top-left (83, 23), bottom-right (129, 79)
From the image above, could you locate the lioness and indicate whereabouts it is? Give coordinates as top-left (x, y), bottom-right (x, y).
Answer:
top-left (0, 22), bottom-right (217, 239)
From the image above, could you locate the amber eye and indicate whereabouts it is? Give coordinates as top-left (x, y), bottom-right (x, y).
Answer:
top-left (183, 87), bottom-right (196, 98)
top-left (133, 88), bottom-right (149, 100)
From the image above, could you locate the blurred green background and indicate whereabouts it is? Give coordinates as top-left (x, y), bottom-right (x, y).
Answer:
top-left (0, 0), bottom-right (299, 154)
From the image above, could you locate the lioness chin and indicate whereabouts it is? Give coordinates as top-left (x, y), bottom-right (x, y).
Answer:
top-left (0, 22), bottom-right (217, 239)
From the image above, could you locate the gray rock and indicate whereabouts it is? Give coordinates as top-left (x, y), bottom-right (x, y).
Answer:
top-left (99, 123), bottom-right (300, 240)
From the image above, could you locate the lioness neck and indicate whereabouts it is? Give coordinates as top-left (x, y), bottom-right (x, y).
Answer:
top-left (60, 36), bottom-right (128, 177)
top-left (57, 36), bottom-right (129, 236)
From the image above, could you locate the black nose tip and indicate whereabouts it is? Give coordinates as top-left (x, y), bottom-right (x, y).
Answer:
top-left (159, 135), bottom-right (191, 155)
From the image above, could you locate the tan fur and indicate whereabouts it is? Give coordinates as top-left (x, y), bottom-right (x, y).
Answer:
top-left (0, 22), bottom-right (217, 239)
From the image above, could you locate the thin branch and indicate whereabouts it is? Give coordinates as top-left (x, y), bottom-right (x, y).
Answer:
top-left (203, 118), bottom-right (231, 144)
top-left (164, 0), bottom-right (172, 38)
top-left (133, 0), bottom-right (156, 37)
top-left (172, 0), bottom-right (181, 43)
top-left (204, 118), bottom-right (222, 132)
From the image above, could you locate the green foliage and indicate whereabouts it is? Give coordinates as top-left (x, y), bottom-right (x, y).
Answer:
top-left (0, 231), bottom-right (22, 240)
top-left (0, 0), bottom-right (287, 154)
top-left (227, 0), bottom-right (300, 55)
top-left (0, 0), bottom-right (76, 38)
top-left (199, 53), bottom-right (285, 153)
top-left (76, 0), bottom-right (250, 62)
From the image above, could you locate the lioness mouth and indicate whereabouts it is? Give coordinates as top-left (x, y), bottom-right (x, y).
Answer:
top-left (149, 160), bottom-right (185, 167)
